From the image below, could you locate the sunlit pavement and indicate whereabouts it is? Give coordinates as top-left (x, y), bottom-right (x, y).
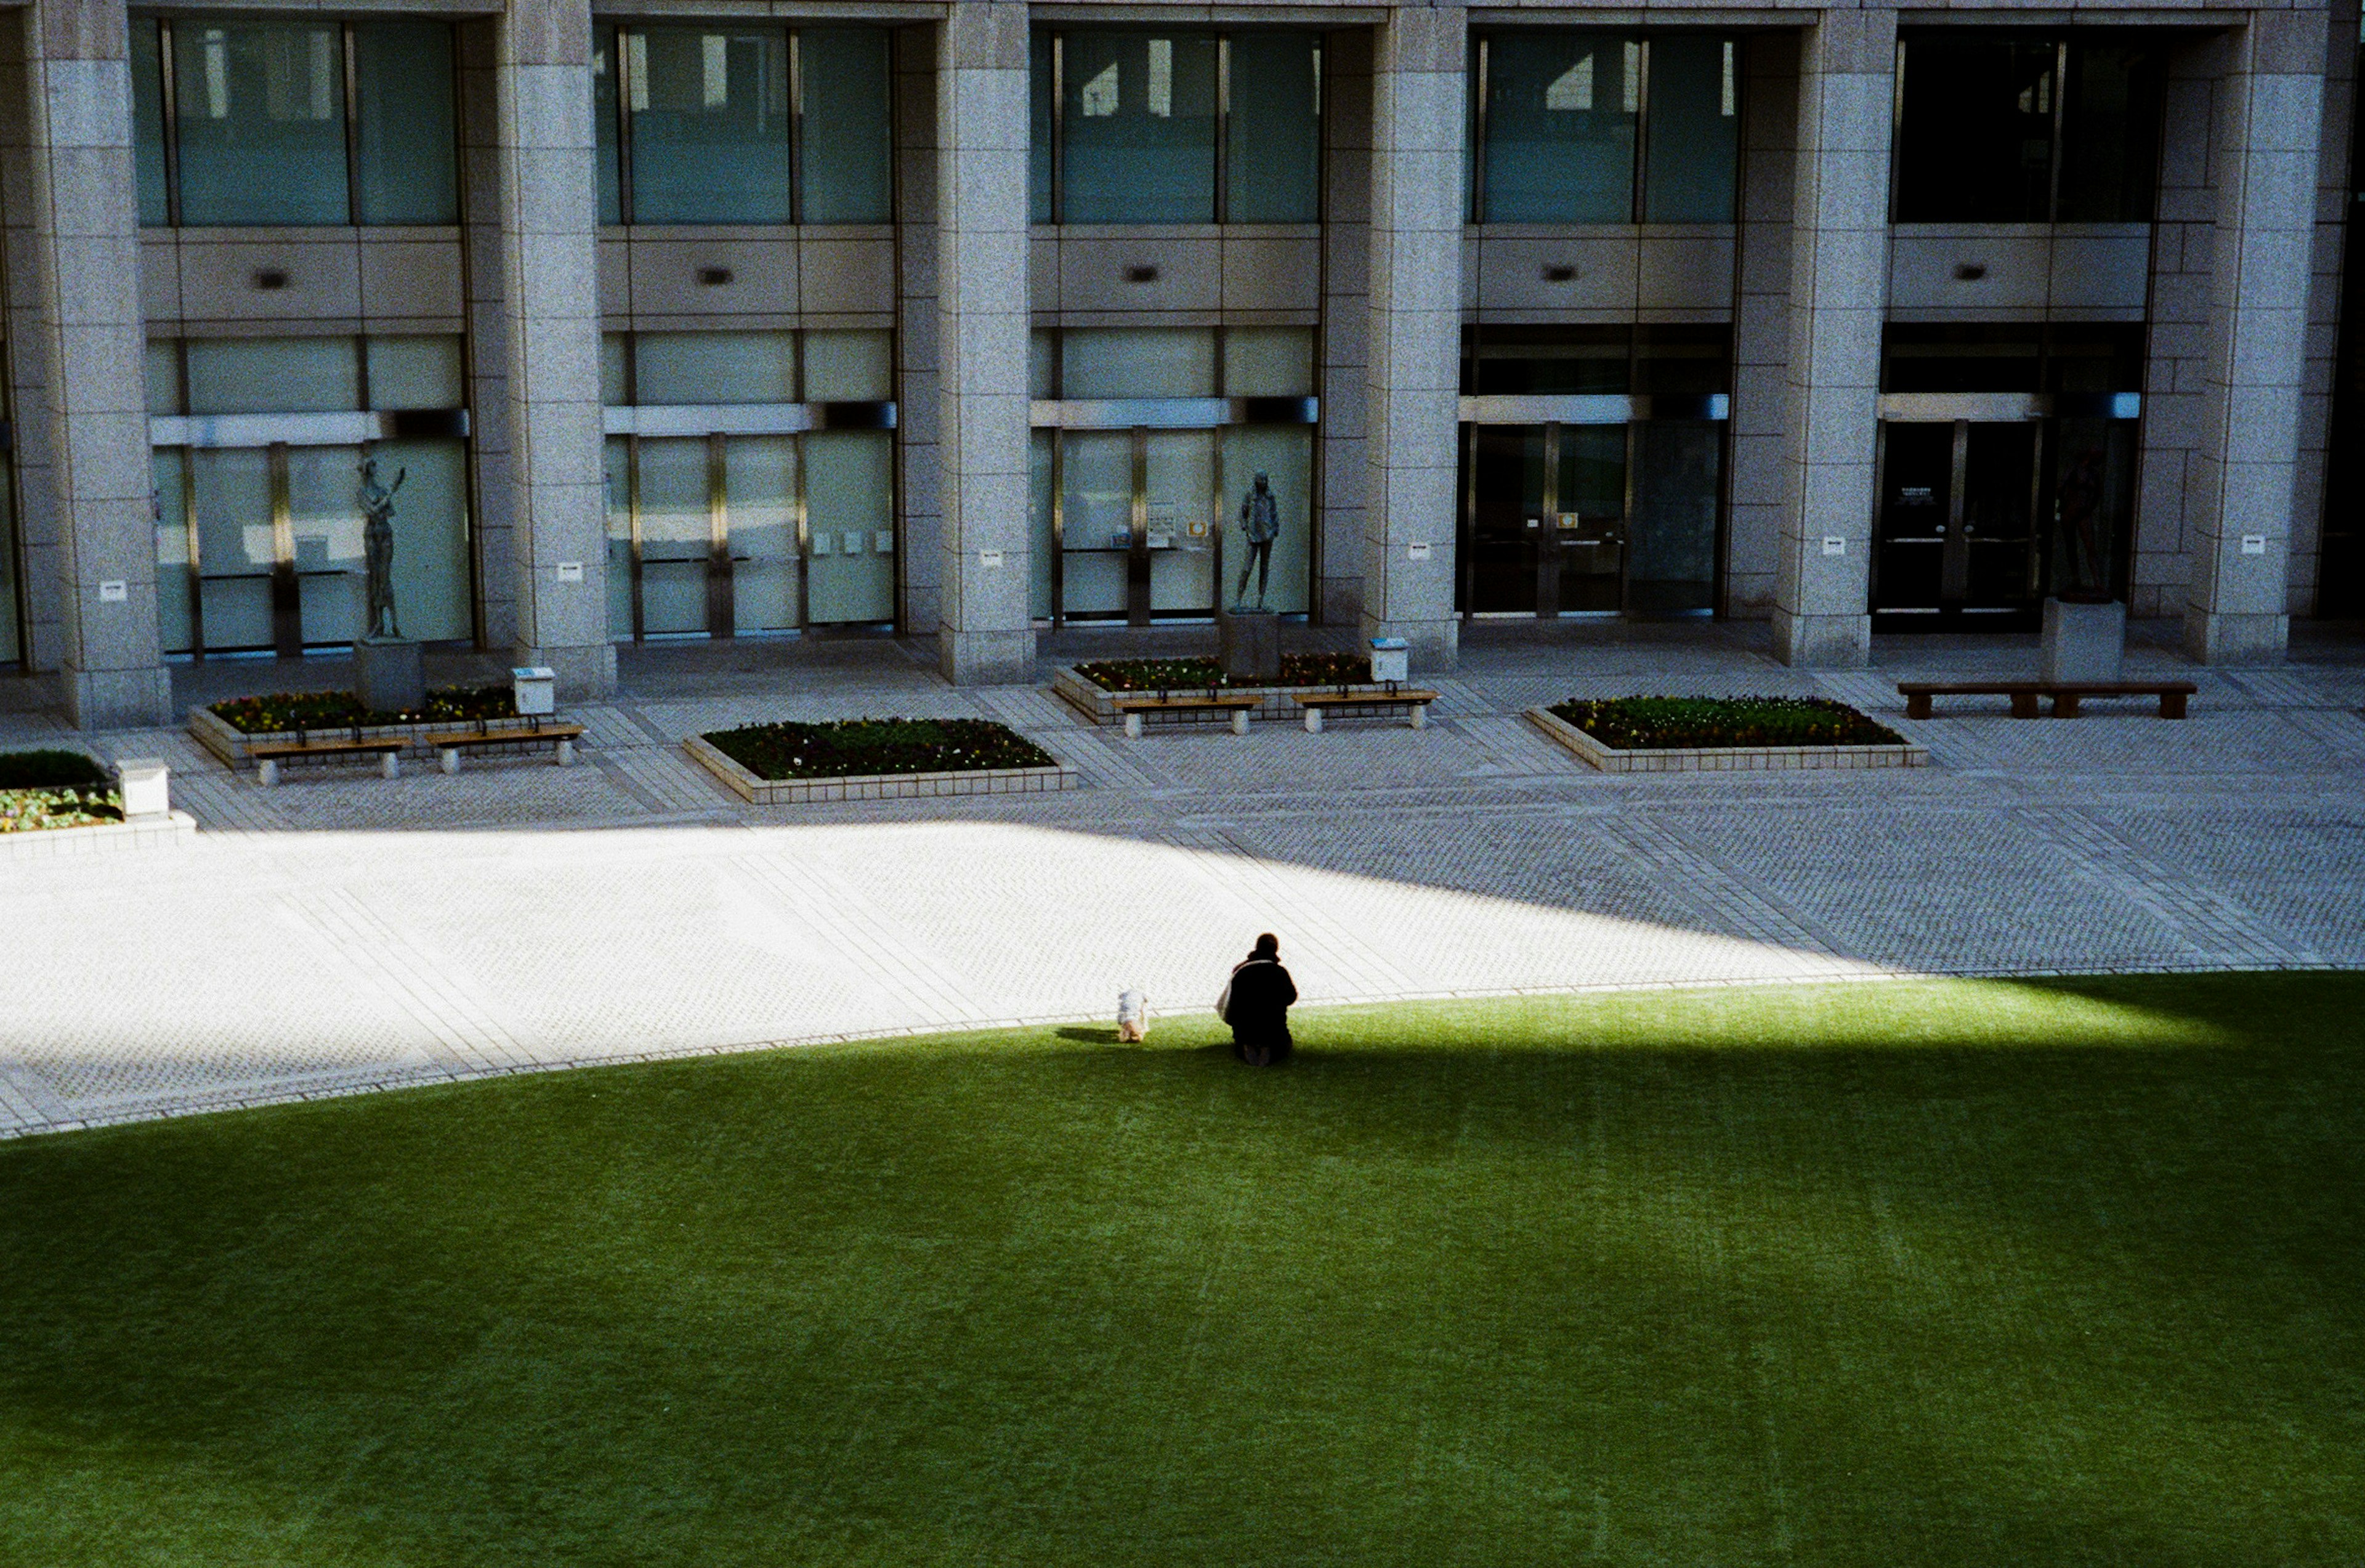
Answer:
top-left (2, 620), bottom-right (2360, 1136)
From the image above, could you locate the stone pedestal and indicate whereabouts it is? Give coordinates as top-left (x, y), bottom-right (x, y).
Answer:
top-left (2040, 599), bottom-right (2127, 684)
top-left (1218, 606), bottom-right (1281, 682)
top-left (357, 637), bottom-right (426, 714)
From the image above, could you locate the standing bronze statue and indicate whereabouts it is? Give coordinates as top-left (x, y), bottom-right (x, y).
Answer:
top-left (358, 456), bottom-right (408, 640)
top-left (1233, 471), bottom-right (1280, 608)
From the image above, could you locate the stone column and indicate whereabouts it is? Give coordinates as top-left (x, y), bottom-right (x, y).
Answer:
top-left (2183, 11), bottom-right (2328, 665)
top-left (15, 0), bottom-right (168, 727)
top-left (934, 1), bottom-right (1032, 685)
top-left (1317, 27), bottom-right (1373, 628)
top-left (1771, 9), bottom-right (1894, 669)
top-left (1360, 4), bottom-right (1466, 673)
top-left (493, 0), bottom-right (612, 698)
top-left (1723, 33), bottom-right (1800, 621)
top-left (893, 25), bottom-right (943, 636)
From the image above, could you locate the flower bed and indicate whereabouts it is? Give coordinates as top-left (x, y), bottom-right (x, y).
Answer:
top-left (0, 786), bottom-right (123, 834)
top-left (1548, 697), bottom-right (1904, 750)
top-left (1526, 697), bottom-right (1928, 775)
top-left (209, 685), bottom-right (517, 735)
top-left (191, 685), bottom-right (548, 769)
top-left (686, 719), bottom-right (1075, 804)
top-left (1075, 653), bottom-right (1371, 692)
top-left (706, 719), bottom-right (1053, 780)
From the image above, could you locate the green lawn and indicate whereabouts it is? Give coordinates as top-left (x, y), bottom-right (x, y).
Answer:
top-left (2, 974), bottom-right (2361, 1566)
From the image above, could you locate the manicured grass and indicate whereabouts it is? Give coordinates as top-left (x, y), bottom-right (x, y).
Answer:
top-left (2, 974), bottom-right (2360, 1566)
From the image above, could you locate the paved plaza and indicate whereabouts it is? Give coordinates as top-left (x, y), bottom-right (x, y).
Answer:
top-left (1, 621), bottom-right (2361, 1139)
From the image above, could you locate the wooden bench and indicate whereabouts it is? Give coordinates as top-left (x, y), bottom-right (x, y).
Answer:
top-left (1295, 685), bottom-right (1440, 733)
top-left (249, 735), bottom-right (406, 786)
top-left (427, 722), bottom-right (586, 774)
top-left (1110, 691), bottom-right (1261, 738)
top-left (1898, 680), bottom-right (2196, 720)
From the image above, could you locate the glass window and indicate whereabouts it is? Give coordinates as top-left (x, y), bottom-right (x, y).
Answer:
top-left (629, 28), bottom-right (793, 224)
top-left (1222, 328), bottom-right (1314, 396)
top-left (351, 23), bottom-right (456, 224)
top-left (1880, 325), bottom-right (2043, 394)
top-left (1643, 38), bottom-right (1737, 222)
top-left (151, 450), bottom-right (191, 655)
top-left (173, 23), bottom-right (349, 225)
top-left (145, 341), bottom-right (183, 414)
top-left (1482, 33), bottom-right (1638, 222)
top-left (2060, 45), bottom-right (2161, 222)
top-left (0, 451), bottom-right (18, 663)
top-left (365, 336), bottom-right (464, 408)
top-left (185, 337), bottom-right (360, 414)
top-left (1030, 32), bottom-right (1056, 224)
top-left (1062, 31), bottom-right (1218, 223)
top-left (1894, 39), bottom-right (2060, 224)
top-left (1226, 35), bottom-right (1320, 223)
top-left (602, 334), bottom-right (631, 405)
top-left (1060, 328), bottom-right (1215, 398)
top-left (371, 440), bottom-right (472, 641)
top-left (132, 18), bottom-right (169, 225)
top-left (633, 331), bottom-right (796, 404)
top-left (1464, 326), bottom-right (1631, 395)
top-left (595, 26), bottom-right (623, 225)
top-left (1635, 325), bottom-right (1730, 395)
top-left (1221, 427), bottom-right (1311, 614)
top-left (805, 433), bottom-right (895, 623)
top-left (1030, 330), bottom-right (1057, 398)
top-left (802, 331), bottom-right (894, 400)
top-left (799, 29), bottom-right (892, 224)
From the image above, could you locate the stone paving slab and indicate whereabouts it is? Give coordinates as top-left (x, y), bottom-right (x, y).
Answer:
top-left (1, 624), bottom-right (2361, 1138)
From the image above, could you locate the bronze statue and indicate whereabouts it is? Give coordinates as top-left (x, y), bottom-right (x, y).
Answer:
top-left (1233, 471), bottom-right (1279, 609)
top-left (358, 456), bottom-right (408, 640)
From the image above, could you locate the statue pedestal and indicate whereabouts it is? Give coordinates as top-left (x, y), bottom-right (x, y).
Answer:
top-left (357, 636), bottom-right (426, 714)
top-left (1217, 605), bottom-right (1280, 683)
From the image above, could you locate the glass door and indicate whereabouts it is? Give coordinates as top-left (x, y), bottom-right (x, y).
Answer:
top-left (727, 435), bottom-right (800, 633)
top-left (1551, 423), bottom-right (1627, 614)
top-left (189, 447), bottom-right (280, 651)
top-left (1466, 424), bottom-right (1545, 614)
top-left (1058, 431), bottom-right (1133, 620)
top-left (804, 431), bottom-right (894, 624)
top-left (1627, 420), bottom-right (1721, 614)
top-left (1145, 430), bottom-right (1216, 616)
top-left (1874, 422), bottom-right (1955, 615)
top-left (634, 437), bottom-right (714, 636)
top-left (1874, 419), bottom-right (2047, 621)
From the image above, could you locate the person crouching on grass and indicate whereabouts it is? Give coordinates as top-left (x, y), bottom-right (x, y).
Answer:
top-left (1220, 933), bottom-right (1298, 1066)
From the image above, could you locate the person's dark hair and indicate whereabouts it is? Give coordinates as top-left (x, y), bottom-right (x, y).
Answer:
top-left (1252, 932), bottom-right (1280, 960)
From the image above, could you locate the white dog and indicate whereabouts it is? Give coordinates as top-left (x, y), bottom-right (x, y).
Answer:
top-left (1117, 989), bottom-right (1150, 1042)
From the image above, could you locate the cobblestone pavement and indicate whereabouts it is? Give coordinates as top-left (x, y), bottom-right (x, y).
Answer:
top-left (2, 620), bottom-right (2361, 1138)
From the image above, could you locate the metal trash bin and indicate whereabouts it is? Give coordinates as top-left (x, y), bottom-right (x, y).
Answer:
top-left (512, 666), bottom-right (557, 718)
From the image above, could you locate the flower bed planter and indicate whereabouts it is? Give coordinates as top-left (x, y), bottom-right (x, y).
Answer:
top-left (1053, 663), bottom-right (1420, 725)
top-left (1526, 698), bottom-right (1930, 774)
top-left (685, 719), bottom-right (1076, 804)
top-left (190, 685), bottom-right (545, 769)
top-left (0, 807), bottom-right (196, 861)
top-left (0, 752), bottom-right (193, 857)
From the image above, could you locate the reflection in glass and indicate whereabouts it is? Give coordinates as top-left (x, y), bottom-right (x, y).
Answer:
top-left (630, 29), bottom-right (793, 224)
top-left (1060, 432), bottom-right (1132, 616)
top-left (1894, 40), bottom-right (2060, 224)
top-left (1627, 422), bottom-right (1720, 614)
top-left (799, 30), bottom-right (892, 223)
top-left (373, 441), bottom-right (472, 642)
top-left (1144, 431), bottom-right (1213, 613)
top-left (605, 438), bottom-right (634, 641)
top-left (186, 337), bottom-right (360, 416)
top-left (1482, 33), bottom-right (1637, 222)
top-left (1030, 431), bottom-right (1056, 620)
top-left (1221, 428), bottom-right (1311, 615)
top-left (1062, 329), bottom-right (1215, 398)
top-left (805, 433), bottom-right (894, 623)
top-left (288, 446), bottom-right (365, 644)
top-left (1062, 32), bottom-right (1218, 222)
top-left (1642, 37), bottom-right (1736, 222)
top-left (636, 437), bottom-right (711, 635)
top-left (1226, 35), bottom-right (1320, 222)
top-left (596, 27), bottom-right (623, 225)
top-left (802, 331), bottom-right (894, 400)
top-left (2060, 46), bottom-right (2162, 222)
top-left (132, 19), bottom-right (169, 225)
top-left (727, 437), bottom-right (799, 633)
top-left (172, 23), bottom-right (349, 225)
top-left (352, 23), bottom-right (457, 224)
top-left (190, 448), bottom-right (277, 649)
top-left (150, 451), bottom-right (190, 655)
top-left (635, 332), bottom-right (796, 405)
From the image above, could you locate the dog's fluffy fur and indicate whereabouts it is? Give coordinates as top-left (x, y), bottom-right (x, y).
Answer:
top-left (1117, 989), bottom-right (1150, 1042)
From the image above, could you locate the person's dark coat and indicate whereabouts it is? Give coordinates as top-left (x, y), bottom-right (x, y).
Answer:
top-left (1225, 956), bottom-right (1298, 1064)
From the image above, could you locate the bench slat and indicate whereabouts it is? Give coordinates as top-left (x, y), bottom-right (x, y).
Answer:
top-left (426, 724), bottom-right (586, 748)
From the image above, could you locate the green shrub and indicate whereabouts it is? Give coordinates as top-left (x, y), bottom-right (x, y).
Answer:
top-left (0, 786), bottom-right (121, 833)
top-left (211, 685), bottom-right (518, 735)
top-left (0, 748), bottom-right (108, 790)
top-left (1077, 652), bottom-right (1373, 692)
top-left (1550, 695), bottom-right (1904, 750)
top-left (706, 719), bottom-right (1055, 780)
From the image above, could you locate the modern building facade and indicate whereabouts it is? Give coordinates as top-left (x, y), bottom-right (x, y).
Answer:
top-left (0, 0), bottom-right (2353, 724)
